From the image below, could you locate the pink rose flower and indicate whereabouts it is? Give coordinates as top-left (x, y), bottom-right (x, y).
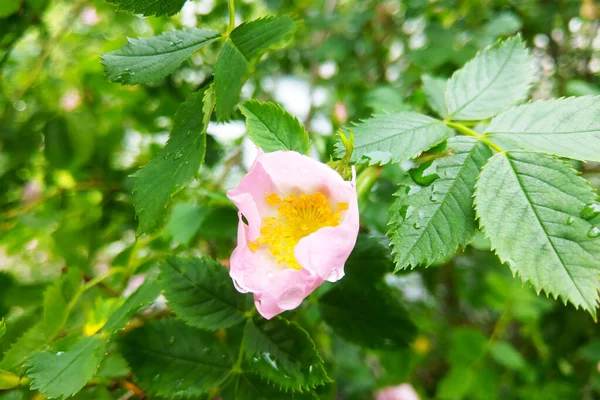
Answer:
top-left (376, 384), bottom-right (420, 400)
top-left (226, 150), bottom-right (359, 319)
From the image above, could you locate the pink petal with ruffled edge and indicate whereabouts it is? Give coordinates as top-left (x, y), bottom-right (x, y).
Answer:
top-left (226, 150), bottom-right (359, 319)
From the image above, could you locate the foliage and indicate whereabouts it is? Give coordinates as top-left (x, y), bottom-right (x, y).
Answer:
top-left (1, 0), bottom-right (600, 399)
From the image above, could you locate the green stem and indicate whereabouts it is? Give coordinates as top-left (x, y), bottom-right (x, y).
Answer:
top-left (227, 0), bottom-right (236, 33)
top-left (355, 166), bottom-right (381, 209)
top-left (445, 121), bottom-right (504, 153)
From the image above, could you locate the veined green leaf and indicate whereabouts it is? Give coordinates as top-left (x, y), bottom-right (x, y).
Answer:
top-left (475, 151), bottom-right (600, 316)
top-left (214, 16), bottom-right (298, 121)
top-left (133, 86), bottom-right (213, 234)
top-left (102, 29), bottom-right (220, 85)
top-left (223, 373), bottom-right (319, 400)
top-left (319, 281), bottom-right (417, 350)
top-left (240, 100), bottom-right (310, 154)
top-left (336, 112), bottom-right (451, 165)
top-left (485, 96), bottom-right (600, 162)
top-left (119, 319), bottom-right (232, 398)
top-left (26, 336), bottom-right (108, 400)
top-left (106, 0), bottom-right (186, 17)
top-left (214, 40), bottom-right (250, 121)
top-left (159, 257), bottom-right (252, 330)
top-left (243, 317), bottom-right (330, 391)
top-left (0, 272), bottom-right (81, 371)
top-left (445, 35), bottom-right (533, 121)
top-left (229, 16), bottom-right (298, 60)
top-left (389, 137), bottom-right (493, 269)
top-left (101, 280), bottom-right (160, 333)
top-left (422, 74), bottom-right (448, 117)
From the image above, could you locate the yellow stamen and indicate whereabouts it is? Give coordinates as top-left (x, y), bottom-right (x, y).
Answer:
top-left (249, 192), bottom-right (348, 270)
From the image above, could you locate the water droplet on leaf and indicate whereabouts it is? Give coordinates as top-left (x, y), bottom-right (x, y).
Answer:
top-left (399, 205), bottom-right (415, 220)
top-left (581, 203), bottom-right (600, 220)
top-left (588, 226), bottom-right (600, 238)
top-left (567, 217), bottom-right (574, 225)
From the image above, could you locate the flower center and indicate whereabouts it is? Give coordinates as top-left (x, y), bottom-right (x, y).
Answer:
top-left (248, 192), bottom-right (349, 270)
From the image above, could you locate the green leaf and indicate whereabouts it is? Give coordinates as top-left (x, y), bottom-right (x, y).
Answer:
top-left (0, 272), bottom-right (81, 371)
top-left (229, 16), bottom-right (298, 60)
top-left (485, 96), bottom-right (600, 162)
top-left (119, 319), bottom-right (232, 398)
top-left (445, 35), bottom-right (533, 121)
top-left (102, 29), bottom-right (220, 85)
top-left (223, 373), bottom-right (319, 400)
top-left (214, 40), bottom-right (249, 121)
top-left (165, 203), bottom-right (209, 245)
top-left (243, 317), bottom-right (330, 390)
top-left (214, 16), bottom-right (298, 120)
top-left (437, 367), bottom-right (475, 400)
top-left (95, 352), bottom-right (131, 381)
top-left (240, 100), bottom-right (310, 154)
top-left (489, 341), bottom-right (526, 371)
top-left (105, 0), bottom-right (186, 16)
top-left (101, 280), bottom-right (161, 333)
top-left (342, 233), bottom-right (394, 283)
top-left (336, 112), bottom-right (451, 165)
top-left (0, 0), bottom-right (21, 19)
top-left (133, 86), bottom-right (213, 234)
top-left (474, 151), bottom-right (600, 316)
top-left (26, 336), bottom-right (108, 400)
top-left (388, 137), bottom-right (493, 269)
top-left (159, 257), bottom-right (251, 330)
top-left (422, 74), bottom-right (448, 117)
top-left (318, 281), bottom-right (417, 350)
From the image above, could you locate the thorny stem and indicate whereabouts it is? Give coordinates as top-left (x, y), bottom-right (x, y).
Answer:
top-left (445, 121), bottom-right (504, 153)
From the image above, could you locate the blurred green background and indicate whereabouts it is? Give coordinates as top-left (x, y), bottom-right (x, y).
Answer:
top-left (2, 0), bottom-right (600, 399)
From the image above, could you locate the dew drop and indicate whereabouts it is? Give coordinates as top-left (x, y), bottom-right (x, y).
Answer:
top-left (261, 352), bottom-right (279, 371)
top-left (170, 39), bottom-right (184, 46)
top-left (581, 203), bottom-right (600, 220)
top-left (56, 351), bottom-right (64, 356)
top-left (413, 222), bottom-right (422, 230)
top-left (407, 185), bottom-right (422, 195)
top-left (168, 336), bottom-right (175, 345)
top-left (327, 269), bottom-right (340, 282)
top-left (399, 205), bottom-right (415, 220)
top-left (567, 217), bottom-right (574, 225)
top-left (588, 226), bottom-right (600, 238)
top-left (174, 150), bottom-right (184, 160)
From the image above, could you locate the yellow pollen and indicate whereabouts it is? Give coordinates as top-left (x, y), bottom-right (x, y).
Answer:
top-left (249, 192), bottom-right (348, 270)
